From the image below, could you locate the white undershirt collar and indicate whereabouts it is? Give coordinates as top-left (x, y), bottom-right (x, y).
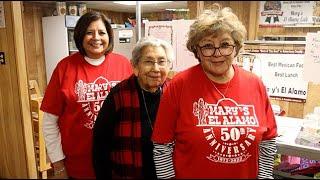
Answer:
top-left (84, 55), bottom-right (105, 66)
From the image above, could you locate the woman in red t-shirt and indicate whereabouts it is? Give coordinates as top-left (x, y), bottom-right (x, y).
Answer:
top-left (152, 4), bottom-right (278, 179)
top-left (40, 11), bottom-right (132, 179)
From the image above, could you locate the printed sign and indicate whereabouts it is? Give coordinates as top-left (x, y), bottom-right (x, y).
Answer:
top-left (247, 53), bottom-right (308, 102)
top-left (145, 21), bottom-right (173, 45)
top-left (118, 29), bottom-right (133, 38)
top-left (259, 1), bottom-right (320, 27)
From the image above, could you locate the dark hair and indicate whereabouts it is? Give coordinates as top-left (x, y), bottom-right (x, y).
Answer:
top-left (74, 11), bottom-right (114, 56)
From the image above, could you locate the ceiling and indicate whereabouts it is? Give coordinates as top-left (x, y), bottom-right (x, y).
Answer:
top-left (33, 1), bottom-right (188, 13)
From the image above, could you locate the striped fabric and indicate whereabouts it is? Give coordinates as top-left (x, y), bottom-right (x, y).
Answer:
top-left (258, 138), bottom-right (277, 179)
top-left (153, 142), bottom-right (175, 179)
top-left (154, 138), bottom-right (277, 179)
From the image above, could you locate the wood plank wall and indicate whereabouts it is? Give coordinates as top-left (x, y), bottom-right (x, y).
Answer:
top-left (23, 2), bottom-right (53, 96)
top-left (0, 2), bottom-right (35, 178)
top-left (22, 1), bottom-right (320, 119)
top-left (88, 8), bottom-right (134, 24)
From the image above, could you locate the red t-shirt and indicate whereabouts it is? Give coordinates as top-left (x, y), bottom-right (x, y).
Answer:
top-left (152, 64), bottom-right (277, 179)
top-left (41, 52), bottom-right (132, 178)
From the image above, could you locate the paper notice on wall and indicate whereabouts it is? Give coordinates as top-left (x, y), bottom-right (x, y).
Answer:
top-left (145, 20), bottom-right (199, 72)
top-left (173, 19), bottom-right (198, 72)
top-left (281, 1), bottom-right (315, 25)
top-left (118, 29), bottom-right (133, 38)
top-left (304, 32), bottom-right (320, 83)
top-left (145, 21), bottom-right (173, 45)
top-left (254, 53), bottom-right (308, 101)
top-left (0, 1), bottom-right (5, 28)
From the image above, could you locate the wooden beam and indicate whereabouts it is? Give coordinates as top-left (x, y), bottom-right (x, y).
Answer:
top-left (248, 1), bottom-right (259, 40)
top-left (11, 1), bottom-right (37, 178)
top-left (196, 1), bottom-right (204, 17)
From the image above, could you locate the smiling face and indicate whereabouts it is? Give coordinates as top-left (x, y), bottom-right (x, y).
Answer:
top-left (134, 46), bottom-right (170, 92)
top-left (82, 19), bottom-right (109, 59)
top-left (197, 32), bottom-right (236, 81)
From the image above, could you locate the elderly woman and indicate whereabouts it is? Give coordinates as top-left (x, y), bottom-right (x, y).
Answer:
top-left (92, 36), bottom-right (173, 179)
top-left (152, 5), bottom-right (278, 179)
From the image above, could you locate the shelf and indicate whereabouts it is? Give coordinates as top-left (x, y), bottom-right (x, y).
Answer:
top-left (276, 141), bottom-right (320, 160)
top-left (273, 170), bottom-right (313, 179)
top-left (244, 40), bottom-right (306, 45)
top-left (274, 116), bottom-right (320, 179)
top-left (275, 116), bottom-right (320, 161)
top-left (283, 24), bottom-right (320, 28)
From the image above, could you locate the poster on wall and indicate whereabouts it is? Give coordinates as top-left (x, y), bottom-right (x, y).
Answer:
top-left (145, 21), bottom-right (176, 69)
top-left (145, 21), bottom-right (174, 45)
top-left (173, 19), bottom-right (198, 72)
top-left (303, 32), bottom-right (320, 83)
top-left (0, 1), bottom-right (5, 28)
top-left (241, 53), bottom-right (308, 102)
top-left (259, 1), bottom-right (320, 27)
top-left (145, 20), bottom-right (199, 72)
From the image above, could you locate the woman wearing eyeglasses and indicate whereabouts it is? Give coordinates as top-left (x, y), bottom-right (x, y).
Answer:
top-left (152, 4), bottom-right (278, 179)
top-left (92, 36), bottom-right (173, 179)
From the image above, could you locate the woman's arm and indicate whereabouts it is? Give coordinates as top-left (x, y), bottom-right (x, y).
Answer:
top-left (258, 138), bottom-right (277, 179)
top-left (42, 112), bottom-right (68, 178)
top-left (153, 142), bottom-right (175, 179)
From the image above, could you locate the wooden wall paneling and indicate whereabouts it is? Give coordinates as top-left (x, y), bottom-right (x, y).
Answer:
top-left (229, 1), bottom-right (242, 21)
top-left (196, 1), bottom-right (204, 17)
top-left (89, 8), bottom-right (133, 24)
top-left (243, 2), bottom-right (251, 39)
top-left (0, 1), bottom-right (36, 178)
top-left (288, 102), bottom-right (304, 118)
top-left (304, 82), bottom-right (320, 116)
top-left (248, 1), bottom-right (259, 40)
top-left (0, 2), bottom-right (28, 178)
top-left (187, 1), bottom-right (197, 19)
top-left (23, 3), bottom-right (37, 82)
top-left (22, 2), bottom-right (56, 94)
top-left (272, 27), bottom-right (285, 36)
top-left (11, 1), bottom-right (37, 178)
top-left (32, 5), bottom-right (47, 94)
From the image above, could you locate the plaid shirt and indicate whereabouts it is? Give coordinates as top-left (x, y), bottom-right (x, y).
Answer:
top-left (93, 74), bottom-right (169, 179)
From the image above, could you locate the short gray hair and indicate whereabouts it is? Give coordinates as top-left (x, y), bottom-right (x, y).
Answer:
top-left (131, 36), bottom-right (174, 66)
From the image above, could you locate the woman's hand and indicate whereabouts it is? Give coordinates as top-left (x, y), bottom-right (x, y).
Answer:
top-left (51, 160), bottom-right (68, 179)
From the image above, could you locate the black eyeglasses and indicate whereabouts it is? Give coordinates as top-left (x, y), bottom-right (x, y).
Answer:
top-left (198, 44), bottom-right (235, 57)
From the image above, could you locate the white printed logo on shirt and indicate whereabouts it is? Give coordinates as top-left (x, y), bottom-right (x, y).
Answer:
top-left (75, 76), bottom-right (119, 129)
top-left (193, 98), bottom-right (259, 164)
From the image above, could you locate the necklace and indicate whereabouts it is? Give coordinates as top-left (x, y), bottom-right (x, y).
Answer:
top-left (209, 80), bottom-right (230, 100)
top-left (141, 89), bottom-right (154, 131)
